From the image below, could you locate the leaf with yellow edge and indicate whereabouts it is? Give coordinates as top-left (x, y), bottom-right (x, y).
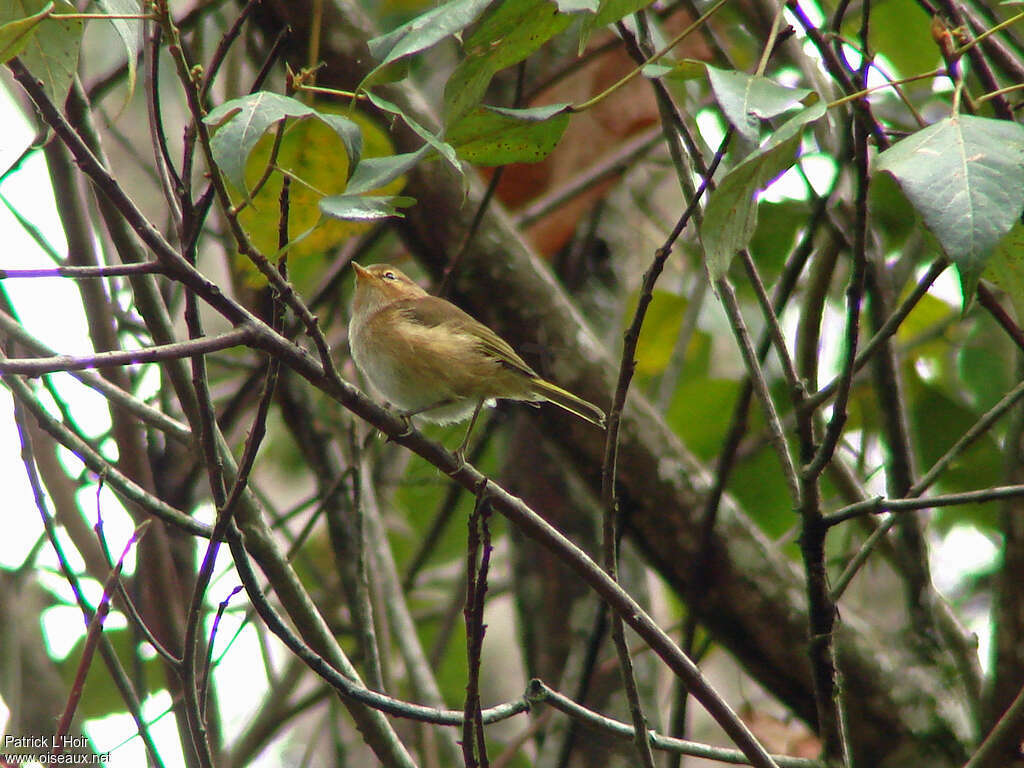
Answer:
top-left (230, 109), bottom-right (401, 287)
top-left (0, 1), bottom-right (52, 62)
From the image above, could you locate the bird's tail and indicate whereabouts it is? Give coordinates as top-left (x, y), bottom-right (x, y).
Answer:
top-left (528, 378), bottom-right (606, 429)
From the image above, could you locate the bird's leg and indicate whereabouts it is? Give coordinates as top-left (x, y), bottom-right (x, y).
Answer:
top-left (399, 398), bottom-right (457, 419)
top-left (391, 398), bottom-right (458, 437)
top-left (453, 399), bottom-right (485, 466)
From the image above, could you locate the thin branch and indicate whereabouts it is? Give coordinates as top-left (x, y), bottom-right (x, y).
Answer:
top-left (978, 283), bottom-right (1024, 354)
top-left (832, 375), bottom-right (1024, 596)
top-left (199, 0), bottom-right (262, 103)
top-left (0, 262), bottom-right (165, 279)
top-left (805, 258), bottom-right (948, 410)
top-left (527, 680), bottom-right (822, 768)
top-left (12, 402), bottom-right (168, 768)
top-left (463, 486), bottom-right (493, 768)
top-left (8, 58), bottom-right (257, 329)
top-left (93, 512), bottom-right (183, 666)
top-left (224, 522), bottom-right (529, 725)
top-left (965, 659), bottom-right (1024, 767)
top-left (0, 326), bottom-right (256, 376)
top-left (0, 310), bottom-right (191, 443)
top-left (154, 9), bottom-right (341, 387)
top-left (402, 416), bottom-right (500, 592)
top-left (52, 523), bottom-right (150, 761)
top-left (514, 126), bottom-right (663, 229)
top-left (597, 100), bottom-right (730, 768)
top-left (716, 277), bottom-right (802, 505)
top-left (826, 484), bottom-right (1024, 524)
top-left (1, 361), bottom-right (210, 537)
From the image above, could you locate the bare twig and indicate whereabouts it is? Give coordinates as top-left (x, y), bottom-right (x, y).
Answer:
top-left (463, 484), bottom-right (493, 768)
top-left (527, 680), bottom-right (822, 768)
top-left (0, 326), bottom-right (256, 376)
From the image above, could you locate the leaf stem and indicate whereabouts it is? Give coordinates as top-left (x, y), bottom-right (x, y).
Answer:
top-left (571, 0), bottom-right (732, 112)
top-left (954, 10), bottom-right (1024, 57)
top-left (826, 68), bottom-right (943, 109)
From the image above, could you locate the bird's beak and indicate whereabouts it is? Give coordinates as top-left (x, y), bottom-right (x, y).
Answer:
top-left (352, 261), bottom-right (370, 281)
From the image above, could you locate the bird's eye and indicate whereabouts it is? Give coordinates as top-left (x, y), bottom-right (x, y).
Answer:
top-left (383, 271), bottom-right (397, 281)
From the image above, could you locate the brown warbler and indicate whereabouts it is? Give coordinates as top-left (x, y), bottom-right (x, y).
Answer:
top-left (349, 262), bottom-right (606, 455)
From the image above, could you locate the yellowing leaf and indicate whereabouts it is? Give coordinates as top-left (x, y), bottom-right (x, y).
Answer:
top-left (231, 109), bottom-right (399, 286)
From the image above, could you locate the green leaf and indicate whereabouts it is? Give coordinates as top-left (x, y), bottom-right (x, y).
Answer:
top-left (667, 377), bottom-right (741, 458)
top-left (983, 221), bottom-right (1024, 324)
top-left (365, 90), bottom-right (462, 175)
top-left (0, 1), bottom-right (51, 62)
top-left (867, 0), bottom-right (935, 79)
top-left (446, 103), bottom-right (571, 165)
top-left (580, 0), bottom-right (652, 51)
top-left (876, 115), bottom-right (1024, 302)
top-left (316, 113), bottom-right (365, 172)
top-left (97, 0), bottom-right (141, 108)
top-left (706, 65), bottom-right (813, 143)
top-left (443, 0), bottom-right (573, 125)
top-left (227, 109), bottom-right (392, 286)
top-left (0, 0), bottom-right (82, 105)
top-left (749, 199), bottom-right (809, 271)
top-left (364, 0), bottom-right (495, 86)
top-left (906, 371), bottom-right (1002, 533)
top-left (556, 0), bottom-right (598, 10)
top-left (319, 194), bottom-right (416, 221)
top-left (703, 100), bottom-right (827, 280)
top-left (957, 313), bottom-right (1015, 414)
top-left (203, 93), bottom-right (362, 198)
top-left (346, 146), bottom-right (431, 196)
top-left (642, 59), bottom-right (706, 81)
top-left (592, 0), bottom-right (651, 25)
top-left (624, 289), bottom-right (688, 378)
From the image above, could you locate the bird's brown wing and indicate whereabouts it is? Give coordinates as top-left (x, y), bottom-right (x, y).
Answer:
top-left (393, 296), bottom-right (539, 378)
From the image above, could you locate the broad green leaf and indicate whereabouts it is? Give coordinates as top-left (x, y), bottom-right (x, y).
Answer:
top-left (0, 0), bottom-right (81, 105)
top-left (443, 0), bottom-right (573, 126)
top-left (346, 146), bottom-right (431, 195)
top-left (642, 59), bottom-right (706, 81)
top-left (958, 313), bottom-right (1015, 414)
top-left (667, 377), bottom-right (742, 458)
top-left (730, 447), bottom-right (794, 538)
top-left (906, 370), bottom-right (1002, 532)
top-left (749, 199), bottom-right (808, 271)
top-left (446, 103), bottom-right (571, 165)
top-left (623, 289), bottom-right (688, 378)
top-left (867, 0), bottom-right (935, 79)
top-left (592, 0), bottom-right (651, 25)
top-left (98, 0), bottom-right (141, 107)
top-left (228, 110), bottom-right (394, 286)
top-left (319, 195), bottom-right (416, 221)
top-left (703, 100), bottom-right (827, 280)
top-left (580, 0), bottom-right (652, 51)
top-left (894, 289), bottom-right (956, 370)
top-left (318, 113), bottom-right (364, 169)
top-left (706, 65), bottom-right (813, 143)
top-left (556, 0), bottom-right (599, 10)
top-left (204, 92), bottom-right (362, 198)
top-left (0, 1), bottom-right (51, 62)
top-left (983, 221), bottom-right (1024, 323)
top-left (868, 169), bottom-right (917, 245)
top-left (875, 115), bottom-right (1024, 302)
top-left (365, 90), bottom-right (462, 175)
top-left (364, 0), bottom-right (495, 86)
